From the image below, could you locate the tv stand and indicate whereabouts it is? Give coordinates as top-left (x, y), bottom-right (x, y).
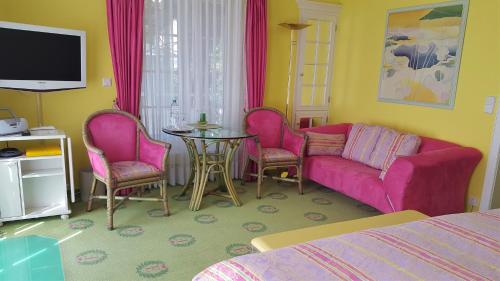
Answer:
top-left (0, 129), bottom-right (75, 224)
top-left (35, 93), bottom-right (44, 127)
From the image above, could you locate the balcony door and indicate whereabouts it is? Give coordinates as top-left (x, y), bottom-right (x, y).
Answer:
top-left (293, 0), bottom-right (341, 128)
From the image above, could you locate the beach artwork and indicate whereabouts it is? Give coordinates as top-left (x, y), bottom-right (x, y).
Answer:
top-left (378, 1), bottom-right (468, 108)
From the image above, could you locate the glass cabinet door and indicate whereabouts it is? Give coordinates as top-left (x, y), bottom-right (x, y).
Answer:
top-left (0, 161), bottom-right (22, 219)
top-left (299, 19), bottom-right (334, 109)
top-left (293, 1), bottom-right (340, 128)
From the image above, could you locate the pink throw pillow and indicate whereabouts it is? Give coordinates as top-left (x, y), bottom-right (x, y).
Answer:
top-left (306, 132), bottom-right (345, 156)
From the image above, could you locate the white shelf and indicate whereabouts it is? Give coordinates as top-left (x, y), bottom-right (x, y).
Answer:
top-left (20, 155), bottom-right (62, 161)
top-left (24, 204), bottom-right (69, 217)
top-left (22, 168), bottom-right (64, 179)
top-left (0, 155), bottom-right (62, 162)
top-left (0, 204), bottom-right (70, 223)
top-left (0, 130), bottom-right (66, 142)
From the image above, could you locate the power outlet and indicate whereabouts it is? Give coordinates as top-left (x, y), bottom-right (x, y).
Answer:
top-left (484, 96), bottom-right (496, 114)
top-left (468, 197), bottom-right (478, 207)
top-left (102, 78), bottom-right (112, 87)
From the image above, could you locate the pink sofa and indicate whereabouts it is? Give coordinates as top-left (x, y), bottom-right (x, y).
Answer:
top-left (302, 123), bottom-right (482, 216)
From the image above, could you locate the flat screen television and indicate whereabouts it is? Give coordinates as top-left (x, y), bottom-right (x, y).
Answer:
top-left (0, 21), bottom-right (86, 91)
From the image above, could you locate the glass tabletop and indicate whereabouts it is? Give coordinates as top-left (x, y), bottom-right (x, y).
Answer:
top-left (0, 235), bottom-right (64, 281)
top-left (162, 128), bottom-right (255, 140)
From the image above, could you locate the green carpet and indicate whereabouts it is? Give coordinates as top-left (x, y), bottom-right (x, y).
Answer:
top-left (0, 179), bottom-right (380, 281)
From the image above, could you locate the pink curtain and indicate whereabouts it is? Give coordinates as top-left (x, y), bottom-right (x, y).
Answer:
top-left (106, 0), bottom-right (144, 195)
top-left (106, 0), bottom-right (144, 117)
top-left (245, 0), bottom-right (267, 110)
top-left (244, 0), bottom-right (267, 179)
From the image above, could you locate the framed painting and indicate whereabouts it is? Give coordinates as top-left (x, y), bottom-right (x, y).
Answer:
top-left (378, 0), bottom-right (469, 109)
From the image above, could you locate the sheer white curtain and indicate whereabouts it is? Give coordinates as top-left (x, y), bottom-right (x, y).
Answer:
top-left (141, 0), bottom-right (246, 185)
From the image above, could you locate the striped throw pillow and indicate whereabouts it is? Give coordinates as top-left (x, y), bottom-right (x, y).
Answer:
top-left (368, 127), bottom-right (421, 178)
top-left (379, 157), bottom-right (397, 180)
top-left (306, 132), bottom-right (345, 156)
top-left (342, 123), bottom-right (382, 164)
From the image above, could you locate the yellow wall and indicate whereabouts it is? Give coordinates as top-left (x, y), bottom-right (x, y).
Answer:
top-left (0, 3), bottom-right (5, 18)
top-left (265, 0), bottom-right (298, 113)
top-left (0, 0), bottom-right (116, 186)
top-left (265, 0), bottom-right (500, 209)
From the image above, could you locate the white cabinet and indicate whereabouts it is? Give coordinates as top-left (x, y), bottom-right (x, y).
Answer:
top-left (0, 161), bottom-right (22, 218)
top-left (0, 130), bottom-right (75, 225)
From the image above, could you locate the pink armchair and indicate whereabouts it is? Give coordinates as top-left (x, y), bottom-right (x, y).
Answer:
top-left (83, 110), bottom-right (171, 230)
top-left (242, 107), bottom-right (308, 198)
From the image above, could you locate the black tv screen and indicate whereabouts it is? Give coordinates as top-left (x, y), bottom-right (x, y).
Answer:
top-left (0, 27), bottom-right (81, 81)
top-left (0, 21), bottom-right (86, 91)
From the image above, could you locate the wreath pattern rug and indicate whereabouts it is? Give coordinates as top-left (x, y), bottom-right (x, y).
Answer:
top-left (0, 180), bottom-right (378, 280)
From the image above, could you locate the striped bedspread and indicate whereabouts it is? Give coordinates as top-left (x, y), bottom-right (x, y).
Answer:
top-left (194, 209), bottom-right (500, 280)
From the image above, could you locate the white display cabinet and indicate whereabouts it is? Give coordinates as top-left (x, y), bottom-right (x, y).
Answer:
top-left (0, 130), bottom-right (75, 225)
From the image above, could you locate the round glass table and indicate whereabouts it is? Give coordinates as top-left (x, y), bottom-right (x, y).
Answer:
top-left (162, 128), bottom-right (256, 211)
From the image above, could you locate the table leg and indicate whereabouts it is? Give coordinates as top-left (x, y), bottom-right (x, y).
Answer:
top-left (180, 138), bottom-right (196, 196)
top-left (187, 139), bottom-right (202, 211)
top-left (192, 140), bottom-right (210, 211)
top-left (222, 139), bottom-right (242, 206)
top-left (184, 138), bottom-right (243, 211)
top-left (214, 142), bottom-right (225, 189)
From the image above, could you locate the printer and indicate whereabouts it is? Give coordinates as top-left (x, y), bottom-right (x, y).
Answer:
top-left (0, 108), bottom-right (28, 136)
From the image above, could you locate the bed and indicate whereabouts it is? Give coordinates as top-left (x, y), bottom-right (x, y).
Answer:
top-left (251, 210), bottom-right (428, 252)
top-left (194, 209), bottom-right (500, 280)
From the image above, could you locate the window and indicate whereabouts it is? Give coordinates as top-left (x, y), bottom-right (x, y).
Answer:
top-left (141, 0), bottom-right (246, 184)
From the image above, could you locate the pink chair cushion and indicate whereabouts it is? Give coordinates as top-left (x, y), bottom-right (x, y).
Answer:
top-left (110, 161), bottom-right (160, 183)
top-left (342, 123), bottom-right (382, 164)
top-left (87, 113), bottom-right (137, 162)
top-left (306, 132), bottom-right (345, 156)
top-left (245, 109), bottom-right (283, 148)
top-left (262, 148), bottom-right (298, 162)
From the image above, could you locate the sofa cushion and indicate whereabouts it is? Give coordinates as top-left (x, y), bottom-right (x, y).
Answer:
top-left (303, 156), bottom-right (393, 213)
top-left (419, 137), bottom-right (459, 153)
top-left (306, 132), bottom-right (345, 156)
top-left (368, 128), bottom-right (421, 171)
top-left (342, 123), bottom-right (382, 164)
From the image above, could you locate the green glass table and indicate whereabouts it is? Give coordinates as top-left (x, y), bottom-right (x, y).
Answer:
top-left (163, 128), bottom-right (256, 211)
top-left (0, 235), bottom-right (64, 281)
